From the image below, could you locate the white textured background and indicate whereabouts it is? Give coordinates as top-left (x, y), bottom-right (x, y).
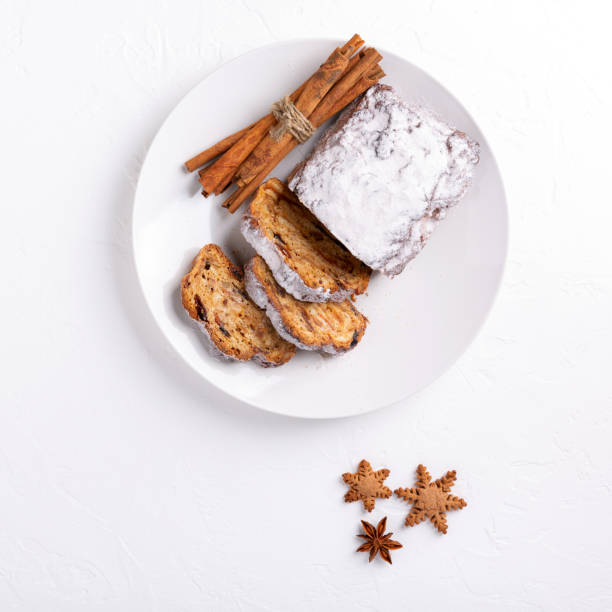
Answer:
top-left (1, 1), bottom-right (611, 610)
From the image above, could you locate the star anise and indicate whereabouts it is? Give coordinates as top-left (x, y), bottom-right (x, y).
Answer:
top-left (356, 517), bottom-right (402, 564)
top-left (395, 464), bottom-right (467, 534)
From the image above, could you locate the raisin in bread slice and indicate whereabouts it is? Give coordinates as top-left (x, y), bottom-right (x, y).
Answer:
top-left (181, 244), bottom-right (296, 367)
top-left (244, 255), bottom-right (367, 355)
top-left (241, 178), bottom-right (370, 303)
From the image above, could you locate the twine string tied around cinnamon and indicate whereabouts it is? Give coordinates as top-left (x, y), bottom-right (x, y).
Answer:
top-left (269, 95), bottom-right (315, 143)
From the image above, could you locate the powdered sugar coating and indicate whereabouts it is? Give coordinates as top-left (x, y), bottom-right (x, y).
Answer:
top-left (289, 84), bottom-right (480, 276)
top-left (240, 216), bottom-right (352, 303)
top-left (244, 260), bottom-right (344, 356)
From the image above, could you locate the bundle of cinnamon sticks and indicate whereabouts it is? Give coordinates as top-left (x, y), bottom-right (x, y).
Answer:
top-left (184, 35), bottom-right (384, 213)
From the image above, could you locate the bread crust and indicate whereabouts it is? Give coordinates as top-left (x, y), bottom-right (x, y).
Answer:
top-left (241, 178), bottom-right (370, 302)
top-left (181, 244), bottom-right (296, 366)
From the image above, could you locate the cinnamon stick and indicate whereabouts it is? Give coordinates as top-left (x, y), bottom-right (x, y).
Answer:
top-left (308, 48), bottom-right (382, 125)
top-left (225, 64), bottom-right (385, 213)
top-left (199, 118), bottom-right (274, 196)
top-left (185, 78), bottom-right (310, 177)
top-left (197, 86), bottom-right (306, 196)
top-left (342, 48), bottom-right (365, 77)
top-left (333, 66), bottom-right (385, 109)
top-left (187, 37), bottom-right (363, 177)
top-left (184, 122), bottom-right (255, 172)
top-left (228, 49), bottom-right (349, 193)
top-left (186, 34), bottom-right (372, 208)
top-left (235, 49), bottom-right (382, 188)
top-left (225, 144), bottom-right (291, 212)
top-left (311, 65), bottom-right (385, 127)
top-left (185, 72), bottom-right (327, 174)
top-left (341, 34), bottom-right (364, 57)
top-left (198, 40), bottom-right (361, 196)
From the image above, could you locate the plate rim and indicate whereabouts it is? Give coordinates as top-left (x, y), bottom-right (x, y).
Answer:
top-left (132, 37), bottom-right (509, 419)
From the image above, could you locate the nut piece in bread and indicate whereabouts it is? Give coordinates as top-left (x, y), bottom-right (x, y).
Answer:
top-left (241, 178), bottom-right (371, 302)
top-left (244, 255), bottom-right (368, 355)
top-left (181, 244), bottom-right (296, 367)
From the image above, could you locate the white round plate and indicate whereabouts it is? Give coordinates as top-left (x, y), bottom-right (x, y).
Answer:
top-left (133, 38), bottom-right (508, 419)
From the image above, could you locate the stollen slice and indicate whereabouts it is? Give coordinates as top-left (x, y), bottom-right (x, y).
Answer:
top-left (244, 254), bottom-right (368, 355)
top-left (181, 244), bottom-right (296, 367)
top-left (241, 178), bottom-right (371, 302)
